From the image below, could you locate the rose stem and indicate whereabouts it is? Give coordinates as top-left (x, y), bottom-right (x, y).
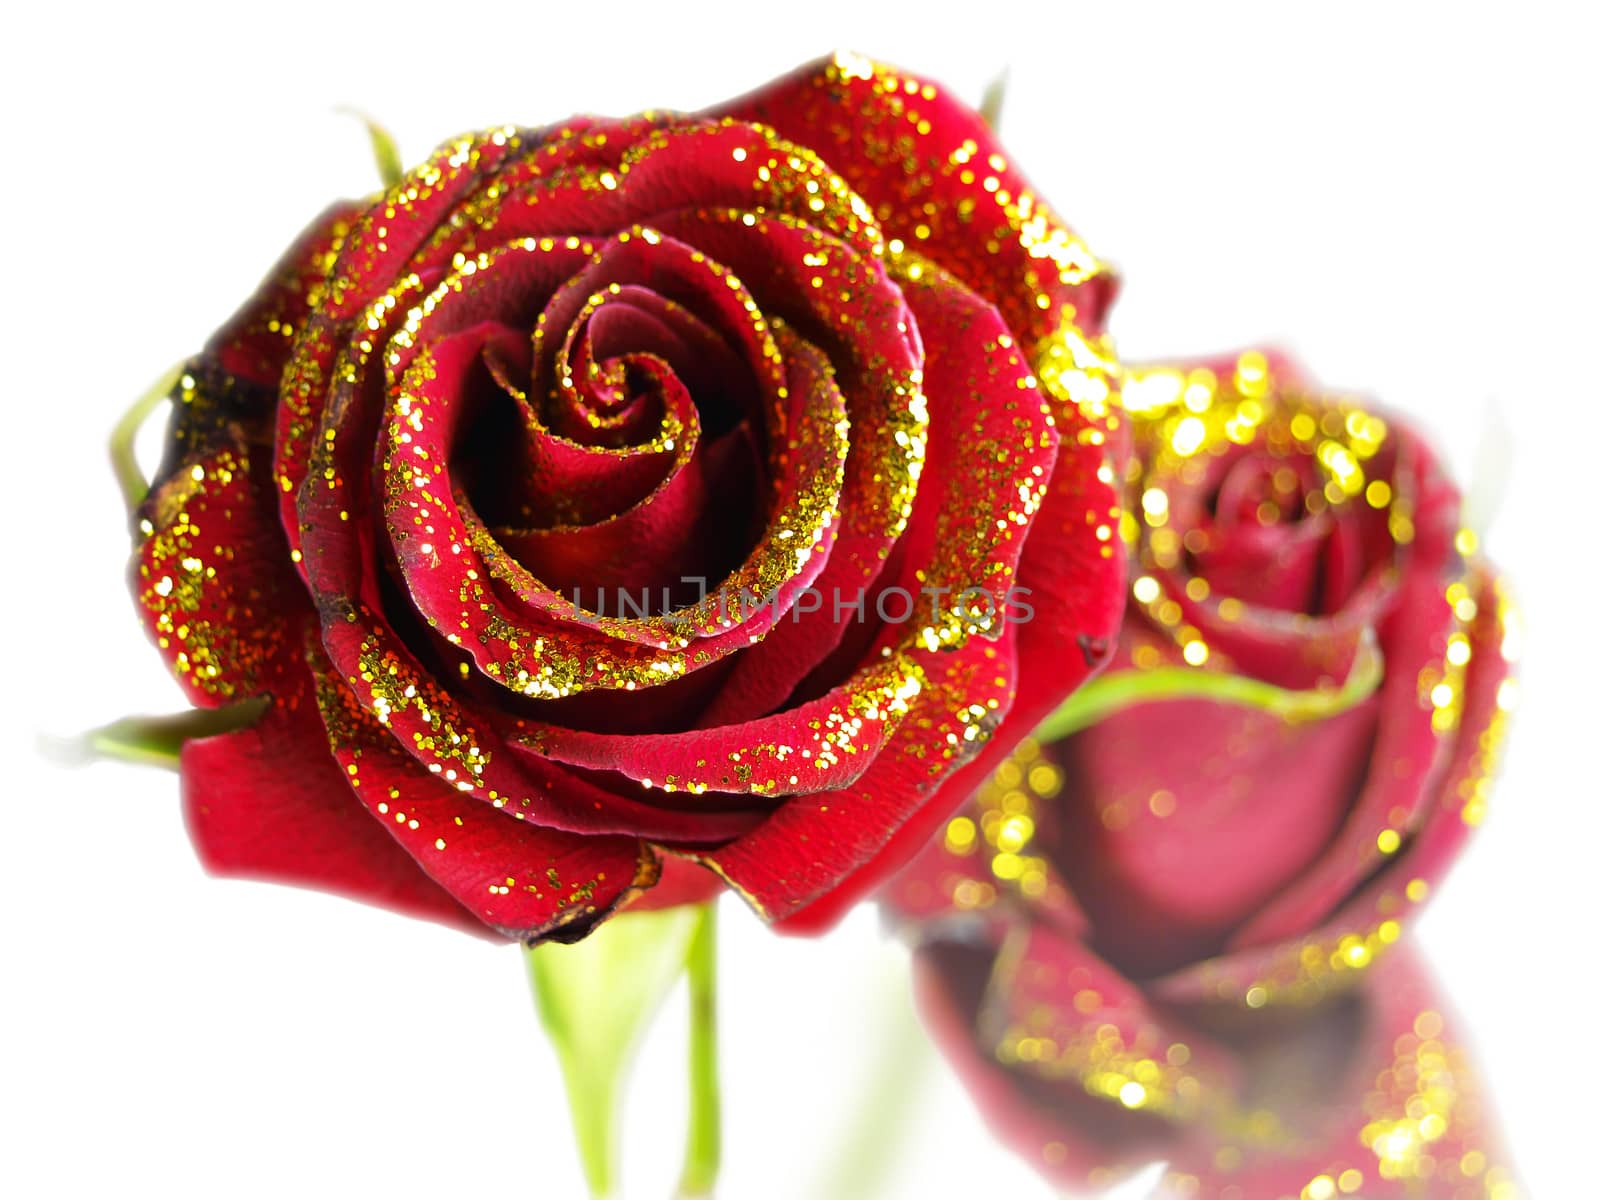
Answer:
top-left (810, 949), bottom-right (931, 1199)
top-left (676, 902), bottom-right (721, 1198)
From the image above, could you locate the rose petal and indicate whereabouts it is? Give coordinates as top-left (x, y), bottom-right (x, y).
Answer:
top-left (705, 53), bottom-right (1116, 344)
top-left (132, 338), bottom-right (481, 933)
top-left (206, 202), bottom-right (360, 391)
top-left (180, 655), bottom-right (480, 936)
top-left (1153, 567), bottom-right (1514, 1006)
top-left (700, 629), bottom-right (1015, 921)
top-left (1045, 697), bottom-right (1377, 976)
top-left (134, 354), bottom-right (308, 709)
top-left (884, 256), bottom-right (1060, 650)
top-left (777, 315), bottom-right (1126, 932)
top-left (912, 926), bottom-right (1229, 1191)
top-left (517, 646), bottom-right (924, 797)
top-left (1228, 444), bottom-right (1470, 948)
top-left (1154, 948), bottom-right (1518, 1199)
top-left (306, 640), bottom-right (660, 942)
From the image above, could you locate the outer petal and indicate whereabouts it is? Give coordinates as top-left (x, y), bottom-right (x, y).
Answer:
top-left (704, 53), bottom-right (1116, 345)
top-left (180, 658), bottom-right (481, 936)
top-left (133, 199), bottom-right (360, 708)
top-left (1227, 445), bottom-right (1470, 947)
top-left (1155, 948), bottom-right (1519, 1199)
top-left (698, 628), bottom-right (1012, 921)
top-left (774, 316), bottom-right (1126, 931)
top-left (133, 321), bottom-right (477, 932)
top-left (1153, 567), bottom-right (1514, 1008)
top-left (882, 257), bottom-right (1059, 651)
top-left (911, 923), bottom-right (1235, 1192)
top-left (1046, 694), bottom-right (1378, 977)
top-left (308, 641), bottom-right (660, 942)
top-left (133, 360), bottom-right (301, 709)
top-left (205, 202), bottom-right (361, 391)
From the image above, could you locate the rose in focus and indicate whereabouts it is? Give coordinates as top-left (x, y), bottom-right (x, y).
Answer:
top-left (889, 351), bottom-right (1517, 1193)
top-left (130, 54), bottom-right (1124, 943)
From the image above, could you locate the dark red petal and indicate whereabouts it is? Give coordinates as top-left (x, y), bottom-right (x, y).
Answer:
top-left (518, 648), bottom-right (921, 797)
top-left (132, 348), bottom-right (480, 934)
top-left (181, 657), bottom-right (482, 936)
top-left (133, 361), bottom-right (302, 709)
top-left (911, 930), bottom-right (1217, 1191)
top-left (769, 322), bottom-right (1126, 932)
top-left (701, 630), bottom-right (1018, 922)
top-left (1153, 569), bottom-right (1514, 1007)
top-left (884, 259), bottom-right (1059, 648)
top-left (307, 641), bottom-right (660, 942)
top-left (704, 53), bottom-right (1116, 344)
top-left (1228, 444), bottom-right (1470, 948)
top-left (206, 202), bottom-right (361, 391)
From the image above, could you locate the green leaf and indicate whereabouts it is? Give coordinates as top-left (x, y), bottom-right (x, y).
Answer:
top-left (46, 698), bottom-right (272, 770)
top-left (526, 905), bottom-right (707, 1200)
top-left (1035, 631), bottom-right (1384, 744)
top-left (979, 70), bottom-right (1009, 130)
top-left (340, 108), bottom-right (404, 188)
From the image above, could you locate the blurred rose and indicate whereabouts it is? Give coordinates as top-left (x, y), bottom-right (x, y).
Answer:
top-left (889, 351), bottom-right (1518, 1194)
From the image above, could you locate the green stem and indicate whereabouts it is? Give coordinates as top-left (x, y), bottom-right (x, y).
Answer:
top-left (527, 952), bottom-right (621, 1200)
top-left (524, 905), bottom-right (707, 1200)
top-left (813, 957), bottom-right (931, 1200)
top-left (1035, 634), bottom-right (1384, 744)
top-left (677, 903), bottom-right (721, 1198)
top-left (46, 698), bottom-right (271, 769)
top-left (110, 362), bottom-right (184, 511)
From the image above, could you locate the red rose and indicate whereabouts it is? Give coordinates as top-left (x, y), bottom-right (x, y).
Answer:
top-left (129, 54), bottom-right (1124, 943)
top-left (889, 351), bottom-right (1517, 1191)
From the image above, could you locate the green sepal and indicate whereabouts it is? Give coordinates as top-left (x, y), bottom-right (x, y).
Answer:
top-left (526, 905), bottom-right (706, 1199)
top-left (979, 70), bottom-right (1009, 130)
top-left (110, 362), bottom-right (184, 512)
top-left (340, 109), bottom-right (404, 187)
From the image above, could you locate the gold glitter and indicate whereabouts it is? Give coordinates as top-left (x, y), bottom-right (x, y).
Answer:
top-left (994, 994), bottom-right (1204, 1120)
top-left (135, 364), bottom-right (291, 701)
top-left (944, 816), bottom-right (978, 854)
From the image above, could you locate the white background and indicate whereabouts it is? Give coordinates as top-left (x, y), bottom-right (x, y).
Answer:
top-left (3, 3), bottom-right (1595, 1196)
